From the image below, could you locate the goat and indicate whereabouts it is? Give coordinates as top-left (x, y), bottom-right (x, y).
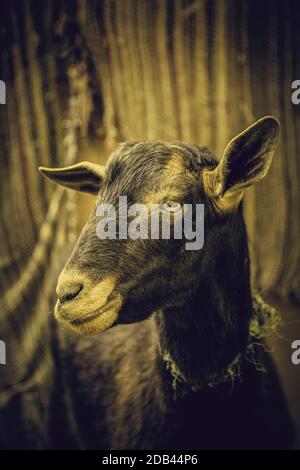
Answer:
top-left (39, 116), bottom-right (293, 449)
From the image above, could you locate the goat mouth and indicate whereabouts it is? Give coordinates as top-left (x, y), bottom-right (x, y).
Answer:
top-left (69, 296), bottom-right (121, 328)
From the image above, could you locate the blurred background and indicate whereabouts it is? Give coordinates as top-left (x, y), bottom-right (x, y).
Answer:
top-left (0, 0), bottom-right (300, 448)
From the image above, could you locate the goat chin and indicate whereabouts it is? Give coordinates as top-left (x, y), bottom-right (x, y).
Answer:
top-left (55, 294), bottom-right (123, 336)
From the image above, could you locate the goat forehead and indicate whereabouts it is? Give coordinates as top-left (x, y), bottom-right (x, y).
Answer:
top-left (108, 141), bottom-right (217, 172)
top-left (98, 141), bottom-right (217, 203)
top-left (107, 142), bottom-right (173, 175)
top-left (103, 151), bottom-right (194, 201)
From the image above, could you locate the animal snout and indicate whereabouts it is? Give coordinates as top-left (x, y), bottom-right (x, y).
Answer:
top-left (56, 271), bottom-right (85, 305)
top-left (54, 270), bottom-right (119, 325)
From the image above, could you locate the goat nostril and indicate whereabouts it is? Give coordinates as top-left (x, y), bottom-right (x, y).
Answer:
top-left (59, 283), bottom-right (83, 304)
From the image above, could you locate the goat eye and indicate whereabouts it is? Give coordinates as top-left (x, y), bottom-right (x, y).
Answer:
top-left (161, 202), bottom-right (182, 213)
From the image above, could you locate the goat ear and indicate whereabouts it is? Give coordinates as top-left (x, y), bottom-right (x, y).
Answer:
top-left (39, 161), bottom-right (105, 195)
top-left (203, 116), bottom-right (280, 214)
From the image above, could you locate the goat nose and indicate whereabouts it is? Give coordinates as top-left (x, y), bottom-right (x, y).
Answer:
top-left (57, 281), bottom-right (83, 304)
